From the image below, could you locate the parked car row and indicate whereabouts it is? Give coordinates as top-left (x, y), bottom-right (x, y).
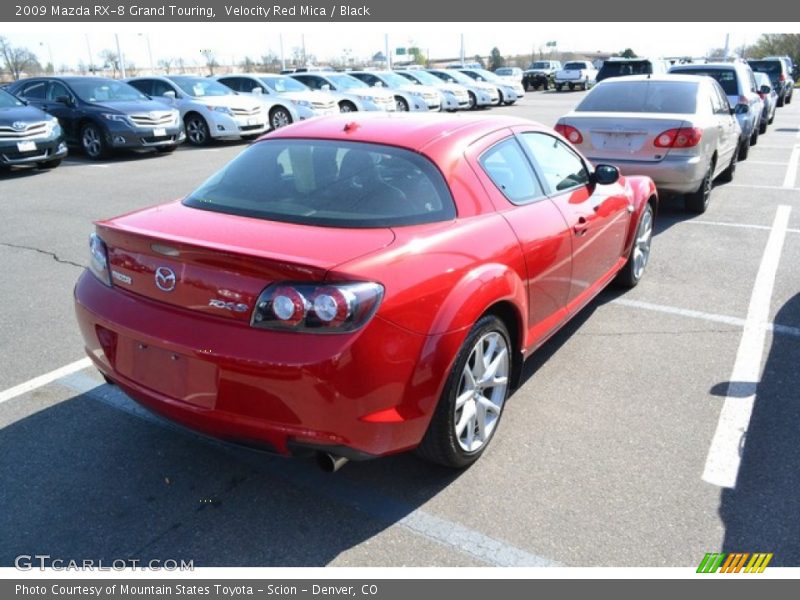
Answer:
top-left (554, 58), bottom-right (790, 213)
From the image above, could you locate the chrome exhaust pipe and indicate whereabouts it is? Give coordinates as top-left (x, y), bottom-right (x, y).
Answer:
top-left (316, 452), bottom-right (349, 473)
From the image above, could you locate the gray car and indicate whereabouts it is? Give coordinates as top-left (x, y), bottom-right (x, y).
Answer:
top-left (668, 61), bottom-right (763, 160)
top-left (426, 69), bottom-right (496, 108)
top-left (456, 68), bottom-right (523, 105)
top-left (753, 72), bottom-right (777, 132)
top-left (394, 70), bottom-right (468, 111)
top-left (290, 72), bottom-right (396, 113)
top-left (555, 75), bottom-right (741, 213)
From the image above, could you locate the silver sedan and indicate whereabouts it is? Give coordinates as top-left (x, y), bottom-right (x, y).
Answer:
top-left (555, 74), bottom-right (741, 213)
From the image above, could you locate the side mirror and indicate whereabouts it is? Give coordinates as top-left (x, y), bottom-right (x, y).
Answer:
top-left (477, 76), bottom-right (484, 81)
top-left (760, 84), bottom-right (771, 94)
top-left (163, 90), bottom-right (177, 99)
top-left (321, 84), bottom-right (331, 91)
top-left (55, 95), bottom-right (72, 106)
top-left (734, 103), bottom-right (749, 115)
top-left (252, 87), bottom-right (263, 95)
top-left (374, 81), bottom-right (384, 87)
top-left (593, 164), bottom-right (620, 185)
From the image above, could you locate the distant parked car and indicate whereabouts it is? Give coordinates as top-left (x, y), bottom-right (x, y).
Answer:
top-left (290, 72), bottom-right (396, 112)
top-left (747, 58), bottom-right (793, 107)
top-left (523, 60), bottom-right (562, 90)
top-left (0, 86), bottom-right (67, 170)
top-left (8, 76), bottom-right (183, 159)
top-left (753, 72), bottom-right (777, 132)
top-left (394, 70), bottom-right (468, 111)
top-left (426, 69), bottom-right (496, 108)
top-left (763, 55), bottom-right (796, 94)
top-left (494, 67), bottom-right (523, 85)
top-left (126, 75), bottom-right (269, 146)
top-left (668, 61), bottom-right (764, 159)
top-left (348, 71), bottom-right (432, 111)
top-left (456, 68), bottom-right (524, 104)
top-left (236, 74), bottom-right (340, 118)
top-left (213, 74), bottom-right (316, 128)
top-left (554, 61), bottom-right (598, 91)
top-left (555, 75), bottom-right (741, 213)
top-left (595, 58), bottom-right (669, 84)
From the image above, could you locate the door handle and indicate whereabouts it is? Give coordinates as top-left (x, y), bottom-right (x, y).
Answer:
top-left (573, 216), bottom-right (588, 236)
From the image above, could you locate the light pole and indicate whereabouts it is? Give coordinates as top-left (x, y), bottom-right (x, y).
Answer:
top-left (39, 42), bottom-right (54, 74)
top-left (114, 33), bottom-right (126, 78)
top-left (85, 34), bottom-right (95, 73)
top-left (138, 33), bottom-right (154, 74)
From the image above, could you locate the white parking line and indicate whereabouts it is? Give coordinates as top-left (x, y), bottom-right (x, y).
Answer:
top-left (739, 160), bottom-right (788, 166)
top-left (783, 145), bottom-right (800, 189)
top-left (680, 220), bottom-right (800, 235)
top-left (702, 205), bottom-right (791, 489)
top-left (0, 357), bottom-right (91, 406)
top-left (726, 183), bottom-right (800, 193)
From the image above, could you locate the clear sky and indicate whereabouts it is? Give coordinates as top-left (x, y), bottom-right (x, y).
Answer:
top-left (2, 22), bottom-right (796, 70)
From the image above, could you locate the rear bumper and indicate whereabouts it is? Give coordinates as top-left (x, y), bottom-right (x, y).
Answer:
top-left (74, 271), bottom-right (457, 459)
top-left (588, 153), bottom-right (707, 194)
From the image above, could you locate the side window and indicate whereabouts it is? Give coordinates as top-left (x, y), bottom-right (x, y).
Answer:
top-left (19, 81), bottom-right (46, 99)
top-left (46, 82), bottom-right (70, 101)
top-left (478, 138), bottom-right (544, 204)
top-left (714, 83), bottom-right (731, 114)
top-left (707, 83), bottom-right (722, 114)
top-left (151, 80), bottom-right (174, 96)
top-left (520, 133), bottom-right (590, 194)
top-left (128, 79), bottom-right (152, 95)
top-left (296, 75), bottom-right (320, 90)
top-left (217, 77), bottom-right (238, 91)
top-left (361, 74), bottom-right (379, 86)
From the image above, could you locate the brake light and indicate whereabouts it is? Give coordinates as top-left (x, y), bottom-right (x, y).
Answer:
top-left (653, 127), bottom-right (703, 148)
top-left (554, 123), bottom-right (583, 144)
top-left (251, 282), bottom-right (384, 333)
top-left (88, 233), bottom-right (112, 286)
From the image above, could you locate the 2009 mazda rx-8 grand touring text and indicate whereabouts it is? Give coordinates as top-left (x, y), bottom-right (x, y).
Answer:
top-left (74, 113), bottom-right (657, 469)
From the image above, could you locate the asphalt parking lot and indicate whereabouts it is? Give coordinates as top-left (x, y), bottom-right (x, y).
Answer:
top-left (1, 90), bottom-right (799, 568)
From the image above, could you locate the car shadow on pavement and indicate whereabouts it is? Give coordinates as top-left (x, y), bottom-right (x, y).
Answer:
top-left (0, 386), bottom-right (464, 567)
top-left (715, 292), bottom-right (800, 565)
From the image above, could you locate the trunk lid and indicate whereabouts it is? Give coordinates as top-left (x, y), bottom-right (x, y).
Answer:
top-left (561, 112), bottom-right (691, 163)
top-left (97, 201), bottom-right (395, 323)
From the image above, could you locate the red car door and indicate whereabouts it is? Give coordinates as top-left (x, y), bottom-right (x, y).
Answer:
top-left (466, 132), bottom-right (573, 352)
top-left (517, 130), bottom-right (631, 312)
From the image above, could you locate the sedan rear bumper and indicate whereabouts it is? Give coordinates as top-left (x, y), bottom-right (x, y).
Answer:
top-left (74, 271), bottom-right (456, 459)
top-left (588, 153), bottom-right (707, 194)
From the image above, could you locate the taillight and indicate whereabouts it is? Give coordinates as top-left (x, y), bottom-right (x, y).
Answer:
top-left (653, 127), bottom-right (703, 148)
top-left (779, 73), bottom-right (786, 82)
top-left (554, 123), bottom-right (583, 144)
top-left (88, 233), bottom-right (112, 286)
top-left (251, 282), bottom-right (384, 333)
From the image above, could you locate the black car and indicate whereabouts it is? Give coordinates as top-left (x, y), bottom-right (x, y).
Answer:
top-left (0, 87), bottom-right (67, 170)
top-left (747, 59), bottom-right (793, 107)
top-left (6, 77), bottom-right (185, 159)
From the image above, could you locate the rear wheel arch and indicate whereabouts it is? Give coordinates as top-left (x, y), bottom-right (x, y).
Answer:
top-left (480, 300), bottom-right (525, 390)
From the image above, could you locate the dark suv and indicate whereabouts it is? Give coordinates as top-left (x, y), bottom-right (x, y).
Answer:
top-left (6, 77), bottom-right (184, 159)
top-left (0, 87), bottom-right (66, 170)
top-left (747, 59), bottom-right (793, 106)
top-left (596, 58), bottom-right (669, 83)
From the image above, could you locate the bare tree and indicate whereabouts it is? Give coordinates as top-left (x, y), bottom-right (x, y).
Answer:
top-left (175, 57), bottom-right (187, 74)
top-left (200, 49), bottom-right (218, 75)
top-left (240, 56), bottom-right (256, 72)
top-left (99, 48), bottom-right (120, 77)
top-left (0, 36), bottom-right (42, 80)
top-left (260, 52), bottom-right (280, 72)
top-left (157, 57), bottom-right (174, 74)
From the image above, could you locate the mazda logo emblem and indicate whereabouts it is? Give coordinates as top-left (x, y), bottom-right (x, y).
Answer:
top-left (154, 266), bottom-right (176, 292)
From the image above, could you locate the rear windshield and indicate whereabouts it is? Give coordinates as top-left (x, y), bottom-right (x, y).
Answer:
top-left (564, 62), bottom-right (588, 70)
top-left (598, 61), bottom-right (652, 78)
top-left (183, 140), bottom-right (455, 228)
top-left (748, 60), bottom-right (782, 82)
top-left (670, 68), bottom-right (738, 95)
top-left (576, 80), bottom-right (698, 114)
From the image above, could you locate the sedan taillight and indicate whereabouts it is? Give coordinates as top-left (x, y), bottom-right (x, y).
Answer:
top-left (653, 127), bottom-right (703, 148)
top-left (251, 282), bottom-right (384, 333)
top-left (88, 233), bottom-right (112, 286)
top-left (554, 123), bottom-right (584, 144)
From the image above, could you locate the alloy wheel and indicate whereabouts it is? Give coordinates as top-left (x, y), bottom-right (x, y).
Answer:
top-left (271, 108), bottom-right (291, 129)
top-left (453, 331), bottom-right (509, 452)
top-left (186, 117), bottom-right (208, 145)
top-left (632, 207), bottom-right (653, 281)
top-left (82, 126), bottom-right (102, 158)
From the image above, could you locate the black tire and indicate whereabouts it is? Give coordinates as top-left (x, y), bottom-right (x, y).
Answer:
top-left (416, 315), bottom-right (513, 468)
top-left (786, 91), bottom-right (792, 104)
top-left (738, 138), bottom-right (750, 161)
top-left (395, 96), bottom-right (409, 112)
top-left (467, 92), bottom-right (477, 109)
top-left (769, 110), bottom-right (775, 124)
top-left (615, 202), bottom-right (654, 288)
top-left (717, 148), bottom-right (737, 184)
top-left (777, 94), bottom-right (785, 107)
top-left (338, 101), bottom-right (356, 113)
top-left (555, 84), bottom-right (562, 92)
top-left (269, 106), bottom-right (293, 129)
top-left (750, 122), bottom-right (759, 146)
top-left (568, 82), bottom-right (574, 91)
top-left (184, 114), bottom-right (210, 146)
top-left (80, 123), bottom-right (109, 160)
top-left (684, 160), bottom-right (714, 214)
top-left (497, 90), bottom-right (504, 105)
top-left (155, 145), bottom-right (177, 153)
top-left (37, 159), bottom-right (62, 169)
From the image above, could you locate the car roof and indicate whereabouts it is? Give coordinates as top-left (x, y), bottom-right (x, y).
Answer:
top-left (670, 62), bottom-right (741, 70)
top-left (264, 112), bottom-right (543, 152)
top-left (597, 73), bottom-right (706, 84)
